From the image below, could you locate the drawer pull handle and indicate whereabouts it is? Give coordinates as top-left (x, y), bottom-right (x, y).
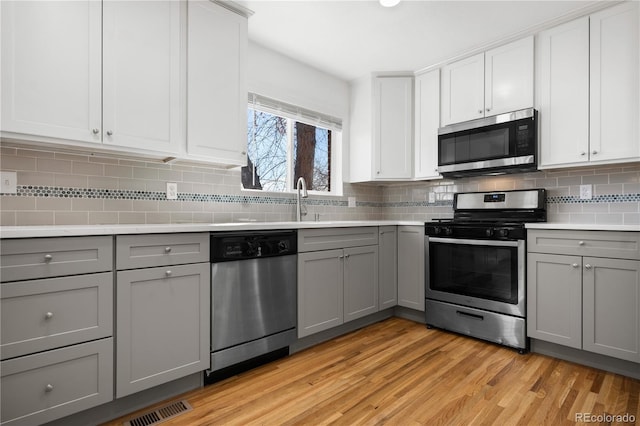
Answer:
top-left (45, 312), bottom-right (54, 320)
top-left (165, 247), bottom-right (172, 253)
top-left (166, 270), bottom-right (172, 277)
top-left (578, 241), bottom-right (585, 246)
top-left (44, 254), bottom-right (53, 262)
top-left (572, 263), bottom-right (579, 268)
top-left (585, 264), bottom-right (592, 270)
top-left (45, 384), bottom-right (54, 392)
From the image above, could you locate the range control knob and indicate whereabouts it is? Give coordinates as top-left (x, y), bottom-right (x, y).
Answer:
top-left (444, 227), bottom-right (453, 236)
top-left (497, 228), bottom-right (510, 238)
top-left (485, 228), bottom-right (494, 237)
top-left (432, 227), bottom-right (441, 236)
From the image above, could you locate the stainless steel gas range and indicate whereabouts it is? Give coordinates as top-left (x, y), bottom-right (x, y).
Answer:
top-left (424, 188), bottom-right (547, 352)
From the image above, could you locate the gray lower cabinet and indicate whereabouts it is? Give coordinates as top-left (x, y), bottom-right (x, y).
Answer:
top-left (298, 228), bottom-right (380, 338)
top-left (378, 226), bottom-right (398, 310)
top-left (397, 226), bottom-right (425, 312)
top-left (298, 249), bottom-right (344, 337)
top-left (0, 236), bottom-right (114, 426)
top-left (116, 234), bottom-right (211, 398)
top-left (527, 230), bottom-right (640, 363)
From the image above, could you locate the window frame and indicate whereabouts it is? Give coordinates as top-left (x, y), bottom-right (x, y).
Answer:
top-left (242, 99), bottom-right (343, 197)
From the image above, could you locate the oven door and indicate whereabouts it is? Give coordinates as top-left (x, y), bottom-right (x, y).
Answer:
top-left (426, 237), bottom-right (525, 317)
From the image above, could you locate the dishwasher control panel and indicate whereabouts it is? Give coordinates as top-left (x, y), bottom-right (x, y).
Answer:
top-left (210, 230), bottom-right (297, 262)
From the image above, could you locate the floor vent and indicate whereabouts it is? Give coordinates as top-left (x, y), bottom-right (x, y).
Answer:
top-left (123, 400), bottom-right (192, 426)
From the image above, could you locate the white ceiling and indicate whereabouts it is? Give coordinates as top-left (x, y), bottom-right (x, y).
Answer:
top-left (238, 0), bottom-right (606, 82)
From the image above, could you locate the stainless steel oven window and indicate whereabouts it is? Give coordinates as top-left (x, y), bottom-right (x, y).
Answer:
top-left (425, 237), bottom-right (525, 317)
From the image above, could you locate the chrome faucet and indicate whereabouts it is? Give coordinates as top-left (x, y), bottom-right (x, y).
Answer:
top-left (296, 177), bottom-right (308, 222)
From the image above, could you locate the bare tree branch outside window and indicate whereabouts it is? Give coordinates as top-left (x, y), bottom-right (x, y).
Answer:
top-left (242, 107), bottom-right (332, 193)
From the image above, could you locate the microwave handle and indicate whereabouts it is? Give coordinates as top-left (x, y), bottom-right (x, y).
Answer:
top-left (428, 237), bottom-right (519, 248)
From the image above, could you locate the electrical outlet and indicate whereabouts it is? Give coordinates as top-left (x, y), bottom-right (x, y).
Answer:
top-left (428, 192), bottom-right (436, 204)
top-left (166, 182), bottom-right (178, 200)
top-left (348, 196), bottom-right (356, 208)
top-left (579, 184), bottom-right (592, 200)
top-left (0, 171), bottom-right (17, 194)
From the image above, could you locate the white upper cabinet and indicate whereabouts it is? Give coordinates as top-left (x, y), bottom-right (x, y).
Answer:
top-left (537, 17), bottom-right (590, 167)
top-left (103, 1), bottom-right (182, 154)
top-left (538, 2), bottom-right (639, 168)
top-left (441, 53), bottom-right (485, 126)
top-left (414, 69), bottom-right (441, 180)
top-left (1, 1), bottom-right (102, 143)
top-left (589, 1), bottom-right (640, 162)
top-left (349, 74), bottom-right (413, 182)
top-left (187, 0), bottom-right (248, 165)
top-left (373, 76), bottom-right (413, 179)
top-left (441, 36), bottom-right (534, 126)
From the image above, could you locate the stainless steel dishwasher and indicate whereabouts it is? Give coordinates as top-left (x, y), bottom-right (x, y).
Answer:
top-left (207, 230), bottom-right (297, 377)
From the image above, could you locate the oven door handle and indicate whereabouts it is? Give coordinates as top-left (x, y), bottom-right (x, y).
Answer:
top-left (428, 237), bottom-right (520, 248)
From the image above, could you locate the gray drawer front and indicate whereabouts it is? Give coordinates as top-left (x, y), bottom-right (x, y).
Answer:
top-left (1, 273), bottom-right (113, 360)
top-left (116, 233), bottom-right (209, 269)
top-left (0, 338), bottom-right (113, 426)
top-left (528, 230), bottom-right (640, 260)
top-left (0, 236), bottom-right (113, 282)
top-left (298, 227), bottom-right (379, 252)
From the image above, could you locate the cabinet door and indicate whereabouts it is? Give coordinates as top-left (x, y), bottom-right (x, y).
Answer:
top-left (344, 246), bottom-right (379, 322)
top-left (0, 1), bottom-right (101, 143)
top-left (103, 0), bottom-right (182, 153)
top-left (527, 253), bottom-right (582, 349)
top-left (397, 226), bottom-right (425, 311)
top-left (590, 1), bottom-right (640, 162)
top-left (187, 0), bottom-right (248, 166)
top-left (116, 263), bottom-right (210, 398)
top-left (484, 36), bottom-right (534, 116)
top-left (373, 76), bottom-right (413, 179)
top-left (583, 257), bottom-right (640, 362)
top-left (414, 70), bottom-right (441, 180)
top-left (441, 53), bottom-right (484, 125)
top-left (537, 17), bottom-right (590, 167)
top-left (378, 226), bottom-right (398, 310)
top-left (298, 250), bottom-right (344, 338)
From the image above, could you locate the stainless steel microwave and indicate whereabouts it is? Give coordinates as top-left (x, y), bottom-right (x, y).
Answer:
top-left (437, 108), bottom-right (537, 178)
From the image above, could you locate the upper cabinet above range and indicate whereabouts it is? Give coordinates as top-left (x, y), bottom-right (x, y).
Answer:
top-left (441, 36), bottom-right (534, 126)
top-left (1, 0), bottom-right (248, 166)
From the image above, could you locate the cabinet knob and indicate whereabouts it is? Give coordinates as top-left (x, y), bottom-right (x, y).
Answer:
top-left (165, 270), bottom-right (172, 277)
top-left (165, 247), bottom-right (172, 253)
top-left (45, 312), bottom-right (54, 320)
top-left (241, 151), bottom-right (246, 155)
top-left (580, 151), bottom-right (586, 156)
top-left (578, 241), bottom-right (585, 246)
top-left (106, 130), bottom-right (113, 136)
top-left (478, 109), bottom-right (483, 114)
top-left (592, 150), bottom-right (598, 155)
top-left (338, 255), bottom-right (344, 259)
top-left (92, 128), bottom-right (99, 135)
top-left (345, 254), bottom-right (350, 259)
top-left (572, 263), bottom-right (579, 268)
top-left (585, 264), bottom-right (592, 269)
top-left (45, 384), bottom-right (54, 392)
top-left (44, 254), bottom-right (53, 262)
top-left (486, 108), bottom-right (491, 112)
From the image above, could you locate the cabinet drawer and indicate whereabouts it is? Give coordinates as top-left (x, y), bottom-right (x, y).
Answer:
top-left (527, 230), bottom-right (640, 260)
top-left (116, 233), bottom-right (209, 269)
top-left (1, 273), bottom-right (113, 360)
top-left (0, 236), bottom-right (113, 282)
top-left (298, 227), bottom-right (379, 252)
top-left (0, 338), bottom-right (113, 426)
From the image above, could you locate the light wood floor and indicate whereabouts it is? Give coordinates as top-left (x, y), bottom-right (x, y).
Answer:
top-left (104, 318), bottom-right (640, 425)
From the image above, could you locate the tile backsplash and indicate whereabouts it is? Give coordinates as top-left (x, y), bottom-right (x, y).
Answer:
top-left (1, 144), bottom-right (639, 226)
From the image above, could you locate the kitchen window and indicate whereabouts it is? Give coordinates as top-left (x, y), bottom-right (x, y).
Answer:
top-left (242, 94), bottom-right (342, 195)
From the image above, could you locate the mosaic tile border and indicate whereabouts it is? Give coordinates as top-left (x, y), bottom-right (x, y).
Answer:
top-left (4, 186), bottom-right (640, 209)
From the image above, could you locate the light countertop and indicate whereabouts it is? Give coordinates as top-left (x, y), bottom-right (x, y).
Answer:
top-left (0, 220), bottom-right (424, 239)
top-left (526, 223), bottom-right (639, 232)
